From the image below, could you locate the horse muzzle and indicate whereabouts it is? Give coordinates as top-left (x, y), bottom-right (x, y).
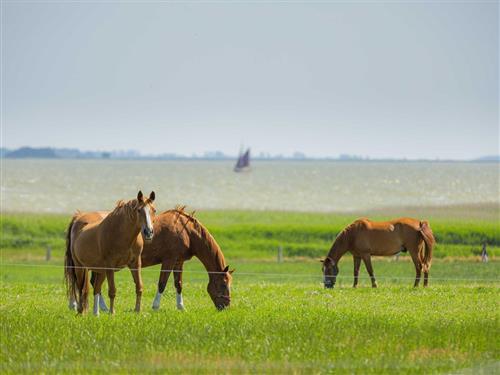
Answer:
top-left (324, 278), bottom-right (335, 289)
top-left (215, 296), bottom-right (231, 310)
top-left (142, 228), bottom-right (154, 241)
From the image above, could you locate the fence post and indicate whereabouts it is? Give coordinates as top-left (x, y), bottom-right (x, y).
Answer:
top-left (277, 246), bottom-right (283, 263)
top-left (481, 242), bottom-right (488, 263)
top-left (46, 246), bottom-right (51, 261)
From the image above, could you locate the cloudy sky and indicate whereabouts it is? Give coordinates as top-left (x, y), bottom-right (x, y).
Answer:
top-left (2, 1), bottom-right (498, 159)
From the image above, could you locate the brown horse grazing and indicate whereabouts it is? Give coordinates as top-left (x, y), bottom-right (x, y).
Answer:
top-left (76, 207), bottom-right (234, 311)
top-left (145, 207), bottom-right (234, 311)
top-left (64, 191), bottom-right (156, 315)
top-left (321, 218), bottom-right (435, 289)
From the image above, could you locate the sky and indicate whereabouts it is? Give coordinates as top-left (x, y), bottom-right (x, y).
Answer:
top-left (2, 1), bottom-right (498, 159)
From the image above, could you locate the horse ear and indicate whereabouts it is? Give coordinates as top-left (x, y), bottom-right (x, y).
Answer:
top-left (149, 191), bottom-right (155, 202)
top-left (137, 190), bottom-right (144, 202)
top-left (223, 265), bottom-right (229, 273)
top-left (326, 257), bottom-right (333, 262)
top-left (229, 268), bottom-right (235, 274)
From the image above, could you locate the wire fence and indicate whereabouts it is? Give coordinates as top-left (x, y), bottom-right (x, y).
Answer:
top-left (1, 262), bottom-right (498, 283)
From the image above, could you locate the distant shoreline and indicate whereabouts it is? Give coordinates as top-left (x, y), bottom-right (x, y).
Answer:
top-left (2, 157), bottom-right (499, 164)
top-left (1, 147), bottom-right (498, 162)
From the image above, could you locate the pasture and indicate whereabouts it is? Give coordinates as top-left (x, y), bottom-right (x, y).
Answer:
top-left (1, 208), bottom-right (499, 373)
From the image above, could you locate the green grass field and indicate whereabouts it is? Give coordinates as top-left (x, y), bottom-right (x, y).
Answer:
top-left (1, 208), bottom-right (499, 373)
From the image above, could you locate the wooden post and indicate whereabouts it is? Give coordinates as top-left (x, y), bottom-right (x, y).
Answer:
top-left (481, 242), bottom-right (488, 263)
top-left (277, 246), bottom-right (283, 263)
top-left (46, 246), bottom-right (51, 261)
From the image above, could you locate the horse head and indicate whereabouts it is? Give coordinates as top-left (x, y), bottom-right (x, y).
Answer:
top-left (207, 266), bottom-right (234, 310)
top-left (134, 190), bottom-right (156, 242)
top-left (321, 257), bottom-right (338, 289)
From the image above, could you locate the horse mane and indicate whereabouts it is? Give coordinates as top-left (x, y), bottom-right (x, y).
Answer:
top-left (115, 199), bottom-right (126, 208)
top-left (163, 206), bottom-right (226, 269)
top-left (328, 220), bottom-right (361, 258)
top-left (108, 199), bottom-right (136, 219)
top-left (335, 221), bottom-right (358, 242)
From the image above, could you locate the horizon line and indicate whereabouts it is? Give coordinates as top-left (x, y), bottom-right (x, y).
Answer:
top-left (1, 145), bottom-right (499, 162)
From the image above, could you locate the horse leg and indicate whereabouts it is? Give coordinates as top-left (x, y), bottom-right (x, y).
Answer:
top-left (99, 289), bottom-right (109, 312)
top-left (423, 270), bottom-right (429, 287)
top-left (75, 267), bottom-right (85, 314)
top-left (106, 270), bottom-right (116, 314)
top-left (92, 272), bottom-right (106, 316)
top-left (79, 268), bottom-right (90, 313)
top-left (129, 259), bottom-right (143, 313)
top-left (173, 262), bottom-right (185, 311)
top-left (68, 295), bottom-right (77, 311)
top-left (362, 255), bottom-right (378, 288)
top-left (413, 240), bottom-right (430, 287)
top-left (353, 256), bottom-right (361, 288)
top-left (152, 260), bottom-right (174, 310)
top-left (409, 247), bottom-right (422, 287)
top-left (91, 271), bottom-right (109, 312)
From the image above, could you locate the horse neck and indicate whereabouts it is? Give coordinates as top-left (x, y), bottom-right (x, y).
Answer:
top-left (327, 232), bottom-right (349, 263)
top-left (101, 204), bottom-right (140, 249)
top-left (188, 226), bottom-right (225, 277)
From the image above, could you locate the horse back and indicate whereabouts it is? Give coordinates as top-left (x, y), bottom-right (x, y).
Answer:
top-left (352, 218), bottom-right (421, 255)
top-left (141, 211), bottom-right (192, 267)
top-left (357, 217), bottom-right (421, 233)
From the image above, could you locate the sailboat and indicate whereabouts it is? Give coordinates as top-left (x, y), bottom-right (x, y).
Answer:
top-left (234, 148), bottom-right (251, 172)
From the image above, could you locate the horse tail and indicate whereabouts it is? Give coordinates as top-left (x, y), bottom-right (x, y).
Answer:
top-left (419, 221), bottom-right (435, 273)
top-left (64, 216), bottom-right (78, 304)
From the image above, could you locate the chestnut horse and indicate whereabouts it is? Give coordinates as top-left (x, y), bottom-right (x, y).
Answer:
top-left (64, 191), bottom-right (156, 314)
top-left (144, 207), bottom-right (234, 311)
top-left (72, 207), bottom-right (234, 311)
top-left (321, 218), bottom-right (435, 288)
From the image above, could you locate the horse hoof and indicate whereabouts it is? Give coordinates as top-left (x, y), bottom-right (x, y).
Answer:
top-left (177, 305), bottom-right (185, 311)
top-left (152, 304), bottom-right (160, 311)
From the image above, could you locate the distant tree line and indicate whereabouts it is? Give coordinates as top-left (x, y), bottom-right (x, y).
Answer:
top-left (1, 147), bottom-right (498, 162)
